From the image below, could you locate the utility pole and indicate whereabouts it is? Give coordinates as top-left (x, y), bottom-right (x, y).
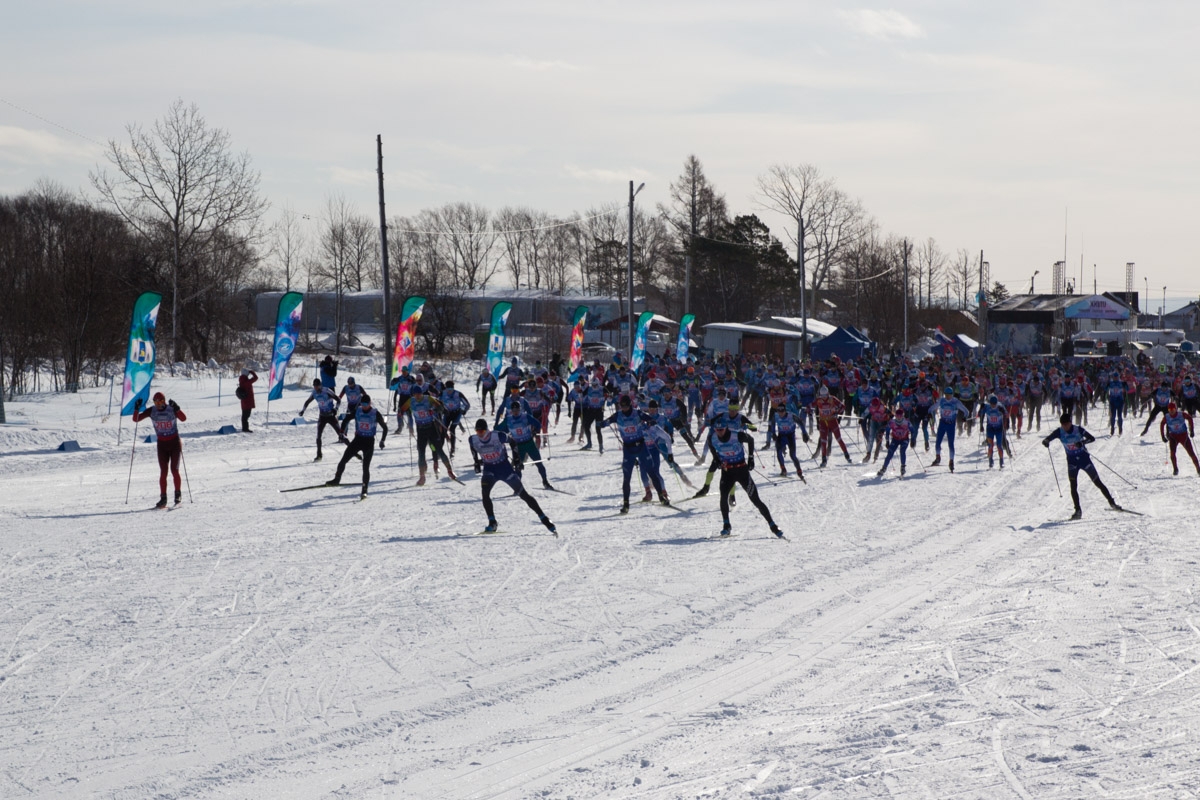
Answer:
top-left (376, 135), bottom-right (392, 383)
top-left (903, 239), bottom-right (910, 354)
top-left (797, 219), bottom-right (807, 360)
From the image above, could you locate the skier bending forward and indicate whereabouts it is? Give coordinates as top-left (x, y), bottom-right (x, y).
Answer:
top-left (469, 419), bottom-right (556, 535)
top-left (709, 417), bottom-right (784, 539)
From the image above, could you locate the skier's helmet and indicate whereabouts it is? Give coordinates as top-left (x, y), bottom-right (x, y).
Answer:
top-left (475, 418), bottom-right (488, 431)
top-left (360, 393), bottom-right (371, 405)
top-left (988, 394), bottom-right (999, 405)
top-left (819, 386), bottom-right (829, 397)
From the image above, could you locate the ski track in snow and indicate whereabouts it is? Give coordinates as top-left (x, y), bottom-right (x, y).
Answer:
top-left (2, 380), bottom-right (1200, 798)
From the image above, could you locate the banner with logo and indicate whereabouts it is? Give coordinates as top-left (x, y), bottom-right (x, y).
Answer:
top-left (676, 313), bottom-right (695, 362)
top-left (629, 310), bottom-right (655, 373)
top-left (568, 305), bottom-right (588, 378)
top-left (391, 295), bottom-right (427, 380)
top-left (487, 301), bottom-right (514, 377)
top-left (267, 291), bottom-right (304, 401)
top-left (119, 291), bottom-right (162, 416)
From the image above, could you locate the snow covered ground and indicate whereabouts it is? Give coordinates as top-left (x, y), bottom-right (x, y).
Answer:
top-left (2, 370), bottom-right (1199, 799)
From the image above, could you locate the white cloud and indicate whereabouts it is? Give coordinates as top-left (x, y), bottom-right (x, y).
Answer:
top-left (842, 9), bottom-right (923, 41)
top-left (506, 56), bottom-right (581, 72)
top-left (562, 165), bottom-right (653, 184)
top-left (323, 166), bottom-right (375, 187)
top-left (0, 126), bottom-right (101, 166)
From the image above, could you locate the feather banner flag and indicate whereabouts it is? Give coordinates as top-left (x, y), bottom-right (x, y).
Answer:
top-left (629, 310), bottom-right (655, 373)
top-left (568, 305), bottom-right (588, 378)
top-left (119, 291), bottom-right (162, 416)
top-left (487, 301), bottom-right (514, 377)
top-left (391, 296), bottom-right (426, 380)
top-left (676, 313), bottom-right (696, 362)
top-left (267, 291), bottom-right (304, 401)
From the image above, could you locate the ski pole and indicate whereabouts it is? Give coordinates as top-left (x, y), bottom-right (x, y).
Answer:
top-left (910, 445), bottom-right (927, 473)
top-left (124, 417), bottom-right (140, 504)
top-left (1047, 447), bottom-right (1062, 497)
top-left (180, 446), bottom-right (193, 503)
top-left (1089, 453), bottom-right (1138, 489)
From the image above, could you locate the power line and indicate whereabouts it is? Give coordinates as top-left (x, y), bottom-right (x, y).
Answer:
top-left (0, 96), bottom-right (106, 147)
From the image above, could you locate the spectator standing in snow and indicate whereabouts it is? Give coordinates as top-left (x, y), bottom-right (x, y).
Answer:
top-left (236, 368), bottom-right (258, 432)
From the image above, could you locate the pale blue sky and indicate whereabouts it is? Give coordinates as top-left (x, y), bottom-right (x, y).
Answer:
top-left (3, 1), bottom-right (1199, 309)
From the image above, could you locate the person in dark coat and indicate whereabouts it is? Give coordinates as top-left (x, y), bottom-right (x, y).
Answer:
top-left (319, 356), bottom-right (339, 393)
top-left (237, 368), bottom-right (258, 432)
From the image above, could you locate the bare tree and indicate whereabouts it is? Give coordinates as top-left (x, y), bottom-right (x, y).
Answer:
top-left (951, 248), bottom-right (973, 309)
top-left (809, 187), bottom-right (867, 306)
top-left (543, 215), bottom-right (581, 295)
top-left (433, 202), bottom-right (498, 289)
top-left (496, 206), bottom-right (531, 288)
top-left (267, 204), bottom-right (308, 291)
top-left (310, 194), bottom-right (357, 353)
top-left (756, 164), bottom-right (829, 354)
top-left (913, 237), bottom-right (946, 309)
top-left (91, 99), bottom-right (267, 364)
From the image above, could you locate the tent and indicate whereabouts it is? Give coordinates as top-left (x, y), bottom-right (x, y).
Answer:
top-left (810, 326), bottom-right (873, 362)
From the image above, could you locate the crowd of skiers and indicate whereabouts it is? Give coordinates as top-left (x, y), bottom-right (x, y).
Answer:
top-left (142, 346), bottom-right (1197, 529)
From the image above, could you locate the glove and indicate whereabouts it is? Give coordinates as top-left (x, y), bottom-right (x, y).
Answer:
top-left (168, 400), bottom-right (180, 412)
top-left (474, 462), bottom-right (482, 474)
top-left (1042, 439), bottom-right (1050, 448)
top-left (379, 438), bottom-right (386, 449)
top-left (134, 397), bottom-right (143, 411)
top-left (1162, 435), bottom-right (1168, 443)
top-left (748, 456), bottom-right (756, 471)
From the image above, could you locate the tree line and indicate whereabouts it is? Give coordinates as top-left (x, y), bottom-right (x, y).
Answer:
top-left (0, 100), bottom-right (996, 397)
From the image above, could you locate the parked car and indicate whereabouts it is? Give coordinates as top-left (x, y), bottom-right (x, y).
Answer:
top-left (579, 342), bottom-right (619, 362)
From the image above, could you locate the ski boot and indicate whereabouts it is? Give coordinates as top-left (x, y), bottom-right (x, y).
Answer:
top-left (579, 443), bottom-right (592, 451)
top-left (484, 519), bottom-right (499, 533)
top-left (692, 484), bottom-right (710, 499)
top-left (1070, 508), bottom-right (1082, 520)
top-left (900, 465), bottom-right (906, 476)
top-left (540, 515), bottom-right (557, 535)
top-left (155, 494), bottom-right (168, 509)
top-left (314, 452), bottom-right (322, 462)
top-left (862, 452), bottom-right (872, 463)
top-left (819, 457), bottom-right (828, 468)
top-left (416, 467), bottom-right (427, 486)
top-left (876, 467), bottom-right (885, 477)
top-left (988, 458), bottom-right (994, 469)
top-left (325, 478), bottom-right (341, 486)
top-left (930, 454), bottom-right (941, 467)
top-left (949, 459), bottom-right (955, 472)
top-left (770, 524), bottom-right (784, 538)
top-left (999, 461), bottom-right (1005, 470)
top-left (543, 479), bottom-right (554, 490)
top-left (658, 492), bottom-right (670, 507)
top-left (1109, 501), bottom-right (1123, 511)
top-left (844, 451), bottom-right (853, 463)
top-left (641, 487), bottom-right (653, 503)
top-left (781, 468), bottom-right (789, 477)
top-left (174, 490), bottom-right (182, 505)
top-left (619, 503), bottom-right (629, 515)
top-left (719, 526), bottom-right (732, 538)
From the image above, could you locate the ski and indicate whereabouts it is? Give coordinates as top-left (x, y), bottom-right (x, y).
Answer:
top-left (1108, 506), bottom-right (1144, 516)
top-left (707, 532), bottom-right (738, 540)
top-left (541, 485), bottom-right (574, 495)
top-left (280, 483), bottom-right (338, 493)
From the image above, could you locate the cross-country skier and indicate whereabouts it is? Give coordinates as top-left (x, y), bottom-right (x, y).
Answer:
top-left (439, 380), bottom-right (471, 457)
top-left (1043, 412), bottom-right (1122, 519)
top-left (1161, 401), bottom-right (1200, 476)
top-left (133, 392), bottom-right (188, 508)
top-left (978, 394), bottom-right (1009, 469)
top-left (768, 402), bottom-right (805, 479)
top-left (469, 419), bottom-right (556, 534)
top-left (476, 367), bottom-right (498, 413)
top-left (326, 393), bottom-right (388, 497)
top-left (708, 417), bottom-right (783, 538)
top-left (876, 407), bottom-right (911, 477)
top-left (496, 399), bottom-right (553, 489)
top-left (339, 376), bottom-right (364, 421)
top-left (398, 385), bottom-right (458, 485)
top-left (1140, 378), bottom-right (1175, 437)
top-left (813, 386), bottom-right (852, 467)
top-left (603, 395), bottom-right (669, 513)
top-left (299, 378), bottom-right (344, 461)
top-left (930, 383), bottom-right (970, 472)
